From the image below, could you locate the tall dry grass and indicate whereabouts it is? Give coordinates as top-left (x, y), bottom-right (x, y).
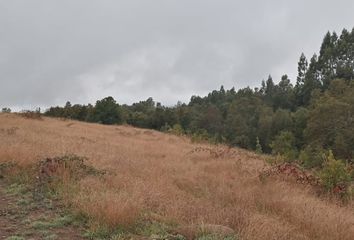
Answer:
top-left (0, 113), bottom-right (353, 239)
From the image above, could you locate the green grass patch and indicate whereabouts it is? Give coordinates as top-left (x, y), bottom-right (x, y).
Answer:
top-left (31, 215), bottom-right (74, 230)
top-left (43, 233), bottom-right (58, 240)
top-left (17, 197), bottom-right (31, 206)
top-left (196, 234), bottom-right (239, 240)
top-left (83, 225), bottom-right (112, 239)
top-left (5, 183), bottom-right (28, 195)
top-left (6, 236), bottom-right (25, 240)
top-left (133, 220), bottom-right (185, 240)
top-left (135, 221), bottom-right (170, 237)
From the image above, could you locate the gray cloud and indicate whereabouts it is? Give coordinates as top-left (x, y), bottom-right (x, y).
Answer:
top-left (1, 0), bottom-right (354, 109)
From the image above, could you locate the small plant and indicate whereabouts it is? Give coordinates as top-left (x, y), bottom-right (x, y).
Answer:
top-left (255, 137), bottom-right (263, 154)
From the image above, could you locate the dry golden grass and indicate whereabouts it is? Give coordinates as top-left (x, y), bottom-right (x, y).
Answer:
top-left (0, 113), bottom-right (353, 239)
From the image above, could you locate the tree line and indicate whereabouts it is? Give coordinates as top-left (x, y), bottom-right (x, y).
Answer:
top-left (45, 28), bottom-right (354, 172)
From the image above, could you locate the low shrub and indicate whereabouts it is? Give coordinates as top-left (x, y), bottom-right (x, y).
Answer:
top-left (191, 129), bottom-right (209, 143)
top-left (299, 145), bottom-right (326, 169)
top-left (1, 107), bottom-right (11, 113)
top-left (18, 110), bottom-right (42, 120)
top-left (169, 124), bottom-right (184, 136)
top-left (319, 150), bottom-right (351, 196)
top-left (270, 131), bottom-right (298, 162)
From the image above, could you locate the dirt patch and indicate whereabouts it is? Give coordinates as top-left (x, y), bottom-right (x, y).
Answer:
top-left (0, 180), bottom-right (85, 240)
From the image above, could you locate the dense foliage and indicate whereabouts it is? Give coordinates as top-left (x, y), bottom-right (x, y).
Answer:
top-left (45, 28), bottom-right (354, 168)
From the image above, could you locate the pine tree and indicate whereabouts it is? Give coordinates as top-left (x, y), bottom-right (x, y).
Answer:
top-left (296, 53), bottom-right (308, 86)
top-left (265, 75), bottom-right (275, 94)
top-left (264, 75), bottom-right (275, 107)
top-left (318, 31), bottom-right (338, 88)
top-left (295, 53), bottom-right (309, 107)
top-left (298, 54), bottom-right (322, 106)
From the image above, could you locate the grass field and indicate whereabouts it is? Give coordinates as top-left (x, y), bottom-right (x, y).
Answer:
top-left (0, 113), bottom-right (353, 240)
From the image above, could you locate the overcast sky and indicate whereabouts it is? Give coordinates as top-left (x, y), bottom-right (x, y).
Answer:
top-left (1, 0), bottom-right (354, 109)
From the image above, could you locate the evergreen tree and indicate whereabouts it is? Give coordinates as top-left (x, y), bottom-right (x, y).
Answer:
top-left (296, 53), bottom-right (308, 86)
top-left (264, 75), bottom-right (275, 107)
top-left (93, 96), bottom-right (123, 125)
top-left (300, 54), bottom-right (322, 106)
top-left (274, 74), bottom-right (295, 110)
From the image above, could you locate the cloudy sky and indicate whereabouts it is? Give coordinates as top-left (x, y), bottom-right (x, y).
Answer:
top-left (1, 0), bottom-right (354, 109)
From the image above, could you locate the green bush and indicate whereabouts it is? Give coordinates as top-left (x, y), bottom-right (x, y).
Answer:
top-left (319, 150), bottom-right (351, 194)
top-left (160, 123), bottom-right (171, 132)
top-left (19, 110), bottom-right (42, 120)
top-left (270, 131), bottom-right (298, 162)
top-left (299, 145), bottom-right (326, 169)
top-left (169, 124), bottom-right (184, 136)
top-left (1, 107), bottom-right (11, 113)
top-left (191, 129), bottom-right (209, 143)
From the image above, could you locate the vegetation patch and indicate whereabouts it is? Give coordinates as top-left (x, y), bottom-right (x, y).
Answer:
top-left (259, 162), bottom-right (320, 186)
top-left (37, 155), bottom-right (105, 181)
top-left (0, 161), bottom-right (17, 179)
top-left (319, 151), bottom-right (352, 197)
top-left (31, 215), bottom-right (74, 230)
top-left (18, 109), bottom-right (42, 120)
top-left (5, 183), bottom-right (28, 196)
top-left (6, 236), bottom-right (25, 240)
top-left (42, 29), bottom-right (354, 209)
top-left (0, 154), bottom-right (109, 239)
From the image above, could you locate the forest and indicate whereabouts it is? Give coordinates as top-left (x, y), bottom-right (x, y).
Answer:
top-left (44, 28), bottom-right (354, 172)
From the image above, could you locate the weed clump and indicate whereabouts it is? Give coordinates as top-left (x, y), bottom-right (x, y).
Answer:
top-left (0, 161), bottom-right (17, 179)
top-left (37, 154), bottom-right (105, 183)
top-left (33, 154), bottom-right (105, 200)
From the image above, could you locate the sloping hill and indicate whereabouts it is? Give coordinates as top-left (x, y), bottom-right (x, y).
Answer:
top-left (0, 113), bottom-right (353, 240)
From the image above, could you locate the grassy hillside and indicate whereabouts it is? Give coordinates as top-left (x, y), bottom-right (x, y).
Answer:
top-left (0, 113), bottom-right (353, 240)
